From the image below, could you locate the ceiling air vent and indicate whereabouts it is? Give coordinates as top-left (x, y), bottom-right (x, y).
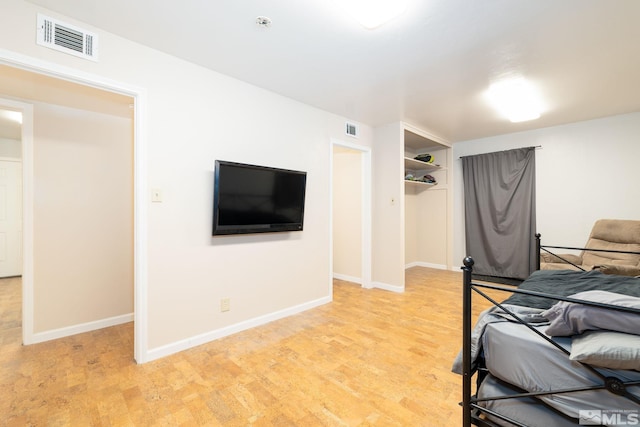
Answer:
top-left (345, 122), bottom-right (359, 138)
top-left (36, 14), bottom-right (99, 62)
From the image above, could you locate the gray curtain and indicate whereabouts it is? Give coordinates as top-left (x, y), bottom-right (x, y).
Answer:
top-left (462, 147), bottom-right (536, 279)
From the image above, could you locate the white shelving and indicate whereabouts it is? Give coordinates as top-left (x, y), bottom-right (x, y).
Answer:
top-left (404, 157), bottom-right (442, 172)
top-left (404, 157), bottom-right (443, 186)
top-left (404, 179), bottom-right (437, 187)
top-left (403, 125), bottom-right (452, 270)
top-left (403, 135), bottom-right (448, 189)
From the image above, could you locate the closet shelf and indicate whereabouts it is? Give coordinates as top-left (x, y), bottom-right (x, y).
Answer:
top-left (404, 179), bottom-right (437, 187)
top-left (404, 157), bottom-right (444, 171)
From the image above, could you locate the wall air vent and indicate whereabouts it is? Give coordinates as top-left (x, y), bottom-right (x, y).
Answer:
top-left (345, 122), bottom-right (359, 138)
top-left (36, 14), bottom-right (99, 62)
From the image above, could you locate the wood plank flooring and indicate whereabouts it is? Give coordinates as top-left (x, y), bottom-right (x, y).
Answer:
top-left (0, 268), bottom-right (503, 426)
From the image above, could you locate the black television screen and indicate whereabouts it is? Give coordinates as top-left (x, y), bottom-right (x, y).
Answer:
top-left (212, 160), bottom-right (307, 236)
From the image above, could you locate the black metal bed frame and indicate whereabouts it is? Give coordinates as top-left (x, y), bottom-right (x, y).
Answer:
top-left (461, 256), bottom-right (640, 427)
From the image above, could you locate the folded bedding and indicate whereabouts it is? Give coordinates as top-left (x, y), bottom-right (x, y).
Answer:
top-left (542, 290), bottom-right (640, 336)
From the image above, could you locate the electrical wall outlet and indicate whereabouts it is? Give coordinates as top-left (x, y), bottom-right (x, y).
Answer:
top-left (151, 188), bottom-right (163, 202)
top-left (220, 297), bottom-right (231, 312)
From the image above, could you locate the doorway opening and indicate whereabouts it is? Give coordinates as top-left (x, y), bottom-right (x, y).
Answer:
top-left (0, 106), bottom-right (23, 346)
top-left (0, 107), bottom-right (23, 278)
top-left (331, 139), bottom-right (372, 289)
top-left (0, 52), bottom-right (147, 362)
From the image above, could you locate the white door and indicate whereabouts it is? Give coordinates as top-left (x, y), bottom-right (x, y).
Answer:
top-left (0, 160), bottom-right (22, 277)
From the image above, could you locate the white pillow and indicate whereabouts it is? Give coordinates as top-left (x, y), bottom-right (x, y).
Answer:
top-left (571, 330), bottom-right (640, 370)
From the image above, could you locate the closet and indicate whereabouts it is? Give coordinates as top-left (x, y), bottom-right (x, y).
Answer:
top-left (371, 122), bottom-right (451, 291)
top-left (403, 125), bottom-right (452, 270)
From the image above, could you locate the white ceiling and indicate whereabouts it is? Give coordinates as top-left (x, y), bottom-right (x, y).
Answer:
top-left (25, 0), bottom-right (640, 142)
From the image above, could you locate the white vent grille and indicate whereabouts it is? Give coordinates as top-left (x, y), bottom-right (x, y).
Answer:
top-left (37, 14), bottom-right (99, 62)
top-left (345, 122), bottom-right (359, 138)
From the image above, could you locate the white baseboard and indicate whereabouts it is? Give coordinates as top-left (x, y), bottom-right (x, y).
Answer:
top-left (405, 261), bottom-right (448, 270)
top-left (146, 296), bottom-right (332, 362)
top-left (27, 312), bottom-right (134, 345)
top-left (332, 273), bottom-right (362, 284)
top-left (371, 281), bottom-right (404, 293)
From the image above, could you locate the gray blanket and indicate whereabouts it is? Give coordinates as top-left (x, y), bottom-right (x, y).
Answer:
top-left (451, 304), bottom-right (547, 374)
top-left (502, 269), bottom-right (640, 309)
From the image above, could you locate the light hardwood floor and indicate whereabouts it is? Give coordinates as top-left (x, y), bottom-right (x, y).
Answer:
top-left (0, 268), bottom-right (500, 426)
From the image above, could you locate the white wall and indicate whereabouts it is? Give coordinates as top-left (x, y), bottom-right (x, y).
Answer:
top-left (1, 0), bottom-right (374, 358)
top-left (404, 188), bottom-right (418, 266)
top-left (372, 122), bottom-right (404, 290)
top-left (33, 102), bottom-right (133, 332)
top-left (453, 112), bottom-right (640, 268)
top-left (415, 189), bottom-right (448, 267)
top-left (332, 149), bottom-right (362, 282)
top-left (0, 137), bottom-right (21, 158)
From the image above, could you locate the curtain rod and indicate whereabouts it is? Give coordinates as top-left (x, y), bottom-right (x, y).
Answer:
top-left (458, 145), bottom-right (542, 160)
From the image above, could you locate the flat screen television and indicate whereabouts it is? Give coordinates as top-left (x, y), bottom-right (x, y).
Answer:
top-left (212, 160), bottom-right (307, 236)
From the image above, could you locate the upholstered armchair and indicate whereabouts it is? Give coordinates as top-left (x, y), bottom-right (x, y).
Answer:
top-left (540, 219), bottom-right (640, 277)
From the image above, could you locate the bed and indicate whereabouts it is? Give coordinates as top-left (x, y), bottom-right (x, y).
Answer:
top-left (455, 257), bottom-right (640, 426)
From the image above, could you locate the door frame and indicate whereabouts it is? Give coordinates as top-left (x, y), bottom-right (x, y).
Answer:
top-left (0, 49), bottom-right (150, 363)
top-left (330, 138), bottom-right (372, 290)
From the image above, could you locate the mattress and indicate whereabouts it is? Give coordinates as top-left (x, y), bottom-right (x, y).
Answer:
top-left (482, 321), bottom-right (640, 424)
top-left (477, 374), bottom-right (578, 427)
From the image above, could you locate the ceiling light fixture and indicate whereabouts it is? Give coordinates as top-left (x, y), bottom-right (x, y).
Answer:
top-left (255, 16), bottom-right (272, 28)
top-left (336, 0), bottom-right (408, 29)
top-left (486, 77), bottom-right (543, 123)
